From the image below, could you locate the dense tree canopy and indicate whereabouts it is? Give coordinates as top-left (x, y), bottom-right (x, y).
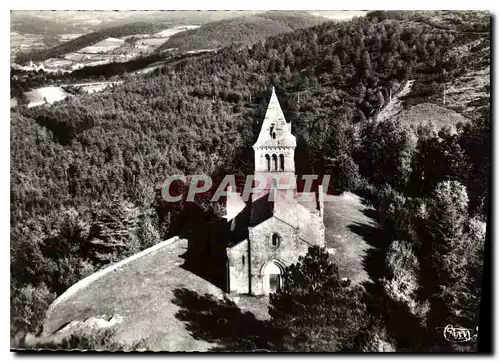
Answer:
top-left (269, 246), bottom-right (368, 351)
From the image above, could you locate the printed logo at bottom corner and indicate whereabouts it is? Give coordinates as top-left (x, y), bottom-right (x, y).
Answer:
top-left (436, 324), bottom-right (478, 343)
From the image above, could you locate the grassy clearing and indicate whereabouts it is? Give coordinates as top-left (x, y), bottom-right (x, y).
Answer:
top-left (395, 102), bottom-right (470, 131)
top-left (438, 66), bottom-right (490, 121)
top-left (378, 79), bottom-right (473, 132)
top-left (323, 192), bottom-right (375, 286)
top-left (43, 238), bottom-right (223, 351)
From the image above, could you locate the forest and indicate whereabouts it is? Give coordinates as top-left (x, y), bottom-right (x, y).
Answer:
top-left (10, 11), bottom-right (490, 351)
top-left (156, 11), bottom-right (326, 52)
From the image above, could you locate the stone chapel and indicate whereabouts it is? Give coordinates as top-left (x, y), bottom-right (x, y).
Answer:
top-left (218, 87), bottom-right (326, 295)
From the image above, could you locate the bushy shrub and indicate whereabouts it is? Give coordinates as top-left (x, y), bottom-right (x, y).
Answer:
top-left (26, 328), bottom-right (148, 351)
top-left (382, 240), bottom-right (429, 323)
top-left (10, 282), bottom-right (56, 345)
top-left (357, 318), bottom-right (397, 352)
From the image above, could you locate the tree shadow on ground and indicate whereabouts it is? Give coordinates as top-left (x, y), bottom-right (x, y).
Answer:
top-left (172, 288), bottom-right (284, 352)
top-left (348, 207), bottom-right (428, 351)
top-left (347, 217), bottom-right (388, 306)
top-left (169, 203), bottom-right (229, 291)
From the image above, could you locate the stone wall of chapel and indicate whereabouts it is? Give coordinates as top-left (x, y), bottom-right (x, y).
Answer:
top-left (296, 206), bottom-right (326, 248)
top-left (248, 217), bottom-right (310, 295)
top-left (227, 239), bottom-right (249, 294)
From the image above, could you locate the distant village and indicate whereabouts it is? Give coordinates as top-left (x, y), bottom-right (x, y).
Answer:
top-left (10, 25), bottom-right (204, 109)
top-left (11, 25), bottom-right (200, 74)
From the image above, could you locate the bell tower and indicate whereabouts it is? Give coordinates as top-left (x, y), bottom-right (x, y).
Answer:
top-left (253, 87), bottom-right (296, 192)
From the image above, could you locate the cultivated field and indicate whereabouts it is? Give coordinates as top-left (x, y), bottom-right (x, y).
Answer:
top-left (18, 25), bottom-right (200, 73)
top-left (78, 37), bottom-right (125, 54)
top-left (24, 86), bottom-right (68, 108)
top-left (153, 25), bottom-right (200, 38)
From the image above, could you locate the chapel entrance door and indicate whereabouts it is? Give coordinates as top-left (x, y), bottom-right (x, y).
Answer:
top-left (269, 273), bottom-right (281, 293)
top-left (262, 261), bottom-right (283, 295)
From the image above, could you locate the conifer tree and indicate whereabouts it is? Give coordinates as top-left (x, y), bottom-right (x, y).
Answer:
top-left (269, 246), bottom-right (367, 351)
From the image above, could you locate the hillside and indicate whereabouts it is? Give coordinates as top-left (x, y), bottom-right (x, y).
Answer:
top-left (10, 12), bottom-right (88, 35)
top-left (425, 36), bottom-right (489, 122)
top-left (12, 11), bottom-right (262, 65)
top-left (39, 238), bottom-right (224, 351)
top-left (395, 102), bottom-right (470, 131)
top-left (255, 11), bottom-right (329, 30)
top-left (377, 81), bottom-right (471, 131)
top-left (11, 10), bottom-right (256, 36)
top-left (156, 11), bottom-right (328, 52)
top-left (14, 22), bottom-right (170, 64)
top-left (374, 10), bottom-right (490, 123)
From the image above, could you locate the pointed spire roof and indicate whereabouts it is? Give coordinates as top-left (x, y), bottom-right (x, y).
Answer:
top-left (253, 87), bottom-right (296, 148)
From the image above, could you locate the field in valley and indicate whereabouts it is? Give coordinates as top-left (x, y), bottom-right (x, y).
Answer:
top-left (13, 25), bottom-right (201, 72)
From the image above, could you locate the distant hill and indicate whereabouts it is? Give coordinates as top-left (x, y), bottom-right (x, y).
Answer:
top-left (156, 11), bottom-right (329, 52)
top-left (11, 10), bottom-right (257, 36)
top-left (14, 22), bottom-right (168, 64)
top-left (13, 11), bottom-right (260, 64)
top-left (366, 10), bottom-right (490, 32)
top-left (10, 12), bottom-right (87, 35)
top-left (256, 11), bottom-right (330, 30)
top-left (13, 11), bottom-right (328, 64)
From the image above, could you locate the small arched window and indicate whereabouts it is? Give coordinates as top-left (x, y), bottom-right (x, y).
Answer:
top-left (272, 154), bottom-right (278, 171)
top-left (272, 132), bottom-right (276, 139)
top-left (279, 154), bottom-right (285, 171)
top-left (265, 154), bottom-right (270, 171)
top-left (242, 255), bottom-right (245, 266)
top-left (271, 233), bottom-right (281, 248)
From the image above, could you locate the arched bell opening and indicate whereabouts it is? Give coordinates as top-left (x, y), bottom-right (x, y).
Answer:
top-left (265, 154), bottom-right (271, 171)
top-left (272, 154), bottom-right (278, 171)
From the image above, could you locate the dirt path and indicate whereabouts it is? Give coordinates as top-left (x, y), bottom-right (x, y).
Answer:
top-left (376, 80), bottom-right (415, 123)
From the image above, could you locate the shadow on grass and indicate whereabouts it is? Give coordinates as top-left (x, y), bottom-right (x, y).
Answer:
top-left (348, 207), bottom-right (428, 351)
top-left (172, 288), bottom-right (284, 352)
top-left (347, 219), bottom-right (388, 304)
top-left (169, 203), bottom-right (229, 291)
